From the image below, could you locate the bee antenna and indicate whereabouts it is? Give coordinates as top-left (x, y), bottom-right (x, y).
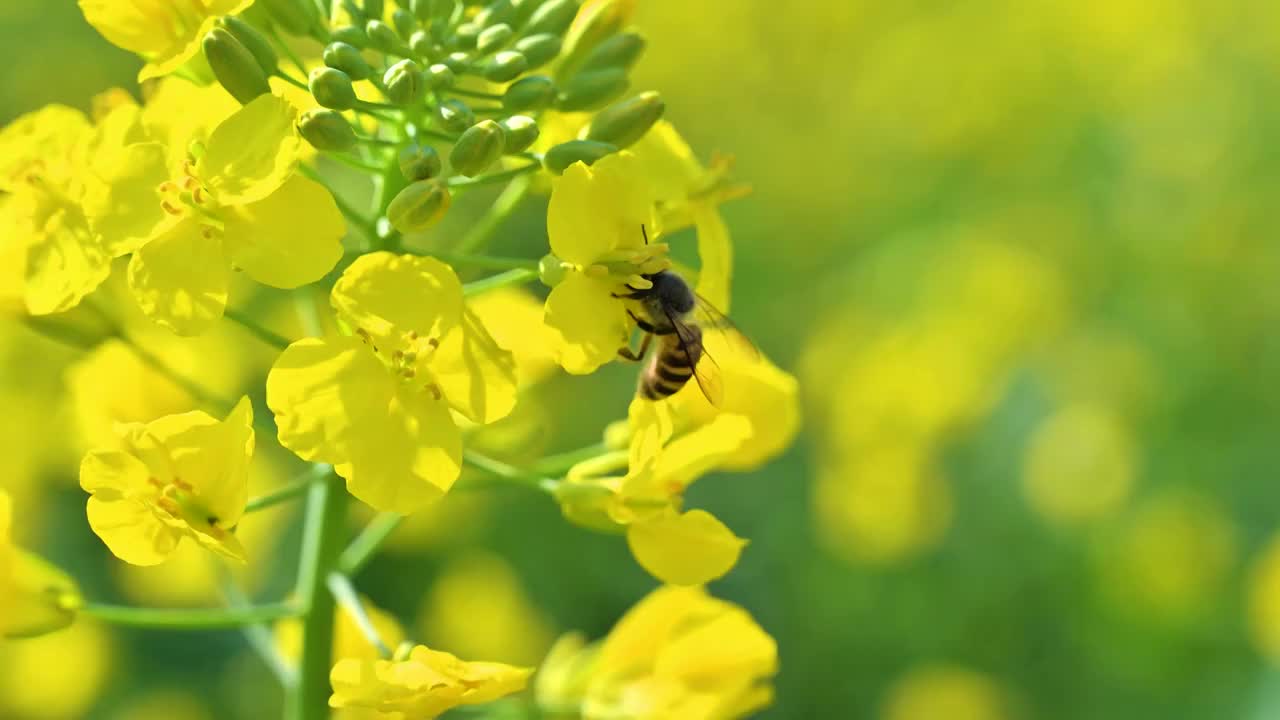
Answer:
top-left (640, 224), bottom-right (649, 245)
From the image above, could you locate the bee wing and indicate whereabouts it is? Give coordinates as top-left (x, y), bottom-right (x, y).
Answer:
top-left (665, 306), bottom-right (725, 408)
top-left (692, 292), bottom-right (760, 363)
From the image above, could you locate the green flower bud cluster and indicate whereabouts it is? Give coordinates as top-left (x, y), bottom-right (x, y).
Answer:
top-left (242, 0), bottom-right (670, 229)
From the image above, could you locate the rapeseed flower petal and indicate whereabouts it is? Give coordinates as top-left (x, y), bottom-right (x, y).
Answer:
top-left (127, 219), bottom-right (230, 335)
top-left (627, 509), bottom-right (747, 586)
top-left (544, 272), bottom-right (630, 374)
top-left (196, 94), bottom-right (301, 206)
top-left (79, 0), bottom-right (255, 82)
top-left (223, 175), bottom-right (345, 288)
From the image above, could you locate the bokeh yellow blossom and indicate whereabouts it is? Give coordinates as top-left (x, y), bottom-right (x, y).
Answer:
top-left (79, 397), bottom-right (255, 565)
top-left (418, 550), bottom-right (555, 667)
top-left (268, 252), bottom-right (518, 514)
top-left (1, 490), bottom-right (81, 638)
top-left (0, 104), bottom-right (111, 315)
top-left (329, 644), bottom-right (532, 718)
top-left (880, 665), bottom-right (1013, 720)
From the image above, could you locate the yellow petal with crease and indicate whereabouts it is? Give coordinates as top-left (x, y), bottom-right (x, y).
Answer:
top-left (225, 175), bottom-right (345, 288)
top-left (127, 218), bottom-right (229, 335)
top-left (627, 509), bottom-right (747, 586)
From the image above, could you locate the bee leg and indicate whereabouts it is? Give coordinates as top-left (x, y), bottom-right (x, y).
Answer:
top-left (618, 333), bottom-right (652, 362)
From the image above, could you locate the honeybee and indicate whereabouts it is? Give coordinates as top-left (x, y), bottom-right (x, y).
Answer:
top-left (614, 226), bottom-right (754, 405)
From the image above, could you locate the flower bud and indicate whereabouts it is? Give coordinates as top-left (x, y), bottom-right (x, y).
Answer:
top-left (367, 20), bottom-right (408, 54)
top-left (539, 252), bottom-right (567, 287)
top-left (481, 50), bottom-right (528, 82)
top-left (477, 23), bottom-right (514, 53)
top-left (323, 41), bottom-right (374, 81)
top-left (409, 29), bottom-right (436, 58)
top-left (502, 75), bottom-right (556, 111)
top-left (398, 143), bottom-right (443, 181)
top-left (556, 68), bottom-right (628, 112)
top-left (332, 24), bottom-right (369, 48)
top-left (441, 52), bottom-right (471, 74)
top-left (387, 179), bottom-right (451, 232)
top-left (476, 0), bottom-right (514, 28)
top-left (426, 63), bottom-right (456, 89)
top-left (499, 115), bottom-right (540, 153)
top-left (392, 8), bottom-right (418, 37)
top-left (514, 33), bottom-right (562, 70)
top-left (543, 139), bottom-right (618, 174)
top-left (452, 22), bottom-right (480, 50)
top-left (260, 0), bottom-right (319, 36)
top-left (508, 0), bottom-right (547, 28)
top-left (524, 0), bottom-right (577, 36)
top-left (562, 0), bottom-right (632, 69)
top-left (437, 98), bottom-right (475, 133)
top-left (383, 59), bottom-right (426, 105)
top-left (215, 16), bottom-right (277, 75)
top-left (364, 0), bottom-right (385, 18)
top-left (449, 119), bottom-right (506, 176)
top-left (297, 109), bottom-right (358, 151)
top-left (310, 67), bottom-right (359, 110)
top-left (583, 91), bottom-right (664, 148)
top-left (203, 28), bottom-right (271, 105)
top-left (581, 31), bottom-right (645, 72)
top-left (410, 0), bottom-right (435, 21)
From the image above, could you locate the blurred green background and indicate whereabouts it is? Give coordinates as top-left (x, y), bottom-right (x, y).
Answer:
top-left (6, 1), bottom-right (1280, 719)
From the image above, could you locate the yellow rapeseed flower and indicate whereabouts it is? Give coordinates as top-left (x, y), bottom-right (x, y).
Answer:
top-left (78, 0), bottom-right (255, 81)
top-left (536, 585), bottom-right (778, 720)
top-left (543, 152), bottom-right (665, 374)
top-left (0, 491), bottom-right (82, 638)
top-left (0, 104), bottom-right (112, 315)
top-left (84, 93), bottom-right (344, 334)
top-left (558, 399), bottom-right (750, 585)
top-left (329, 644), bottom-right (532, 718)
top-left (267, 252), bottom-right (518, 514)
top-left (79, 397), bottom-right (255, 565)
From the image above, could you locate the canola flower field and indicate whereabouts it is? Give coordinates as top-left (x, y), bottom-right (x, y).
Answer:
top-left (3, 2), bottom-right (1280, 719)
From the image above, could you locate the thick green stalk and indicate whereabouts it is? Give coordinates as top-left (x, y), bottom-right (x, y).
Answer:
top-left (287, 473), bottom-right (349, 720)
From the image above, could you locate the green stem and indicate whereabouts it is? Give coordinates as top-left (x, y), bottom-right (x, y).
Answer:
top-left (454, 174), bottom-right (533, 254)
top-left (530, 442), bottom-right (612, 476)
top-left (79, 602), bottom-right (297, 629)
top-left (324, 151), bottom-right (387, 174)
top-left (447, 87), bottom-right (504, 101)
top-left (448, 162), bottom-right (541, 192)
top-left (223, 307), bottom-right (293, 350)
top-left (245, 465), bottom-right (330, 513)
top-left (463, 450), bottom-right (560, 493)
top-left (123, 337), bottom-right (235, 412)
top-left (288, 474), bottom-right (349, 720)
top-left (355, 135), bottom-right (401, 148)
top-left (415, 127), bottom-right (458, 144)
top-left (218, 570), bottom-right (297, 685)
top-left (356, 100), bottom-right (401, 113)
top-left (337, 512), bottom-right (403, 576)
top-left (326, 573), bottom-right (391, 657)
top-left (275, 71), bottom-right (310, 91)
top-left (462, 268), bottom-right (540, 297)
top-left (20, 316), bottom-right (101, 351)
top-left (270, 28), bottom-right (310, 78)
top-left (409, 250), bottom-right (538, 270)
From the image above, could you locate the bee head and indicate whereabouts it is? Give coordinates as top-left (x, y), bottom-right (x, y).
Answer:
top-left (647, 270), bottom-right (696, 315)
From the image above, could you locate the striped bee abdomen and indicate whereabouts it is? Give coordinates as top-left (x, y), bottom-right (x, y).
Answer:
top-left (639, 335), bottom-right (700, 400)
